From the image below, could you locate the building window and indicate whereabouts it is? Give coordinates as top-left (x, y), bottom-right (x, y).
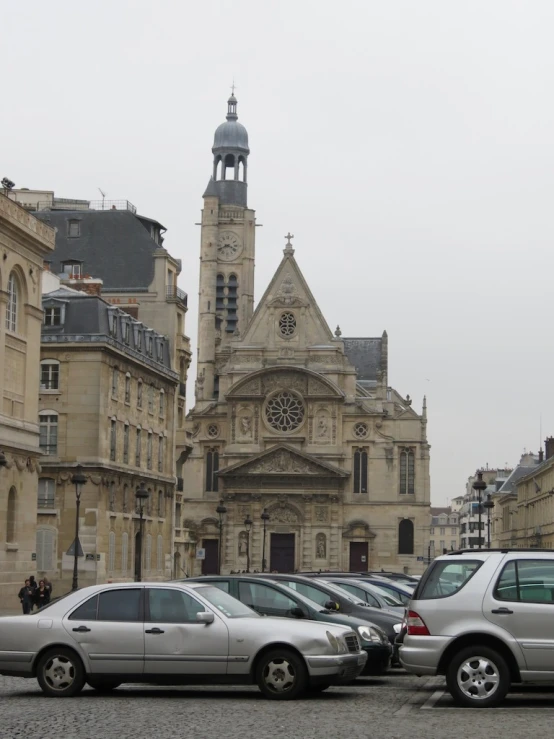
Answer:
top-left (205, 448), bottom-right (219, 492)
top-left (146, 534), bottom-right (152, 572)
top-left (109, 481), bottom-right (116, 511)
top-left (123, 423), bottom-right (130, 464)
top-left (67, 219), bottom-right (80, 238)
top-left (148, 386), bottom-right (154, 414)
top-left (147, 431), bottom-right (153, 470)
top-left (136, 428), bottom-right (142, 467)
top-left (398, 519), bottom-right (414, 555)
top-left (40, 360), bottom-right (60, 391)
top-left (136, 329), bottom-right (143, 352)
top-left (450, 540), bottom-right (456, 550)
top-left (278, 311), bottom-right (297, 337)
top-left (159, 390), bottom-right (165, 417)
top-left (62, 261), bottom-right (82, 278)
top-left (137, 379), bottom-right (143, 408)
top-left (157, 340), bottom-right (164, 362)
top-left (44, 306), bottom-right (61, 326)
top-left (440, 527), bottom-right (445, 535)
top-left (147, 335), bottom-right (153, 356)
top-left (108, 531), bottom-right (116, 572)
top-left (112, 368), bottom-right (119, 398)
top-left (353, 448), bottom-right (368, 494)
top-left (6, 487), bottom-right (16, 543)
top-left (265, 391), bottom-right (305, 432)
top-left (122, 484), bottom-right (129, 513)
top-left (225, 274), bottom-right (238, 333)
top-left (157, 490), bottom-right (164, 518)
top-left (430, 527), bottom-right (435, 535)
top-left (399, 448), bottom-right (415, 495)
top-left (109, 312), bottom-right (118, 338)
top-left (38, 478), bottom-right (56, 508)
top-left (39, 412), bottom-right (58, 455)
top-left (36, 528), bottom-right (55, 571)
top-left (121, 532), bottom-right (129, 574)
top-left (157, 534), bottom-right (163, 572)
top-left (439, 540), bottom-right (445, 552)
top-left (123, 322), bottom-right (130, 344)
top-left (6, 272), bottom-right (18, 332)
top-left (110, 419), bottom-right (117, 461)
top-left (158, 435), bottom-right (164, 473)
top-left (125, 374), bottom-right (131, 403)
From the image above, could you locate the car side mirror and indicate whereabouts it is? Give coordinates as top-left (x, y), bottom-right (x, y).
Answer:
top-left (290, 606), bottom-right (305, 619)
top-left (196, 611), bottom-right (215, 625)
top-left (324, 600), bottom-right (339, 611)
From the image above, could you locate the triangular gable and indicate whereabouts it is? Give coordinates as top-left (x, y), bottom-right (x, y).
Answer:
top-left (219, 444), bottom-right (349, 478)
top-left (240, 246), bottom-right (335, 347)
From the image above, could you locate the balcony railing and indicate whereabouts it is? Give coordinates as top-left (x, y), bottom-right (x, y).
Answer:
top-left (166, 285), bottom-right (188, 308)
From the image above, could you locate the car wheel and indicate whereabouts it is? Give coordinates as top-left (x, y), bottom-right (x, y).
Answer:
top-left (446, 646), bottom-right (510, 708)
top-left (36, 648), bottom-right (86, 698)
top-left (87, 679), bottom-right (122, 693)
top-left (255, 649), bottom-right (308, 700)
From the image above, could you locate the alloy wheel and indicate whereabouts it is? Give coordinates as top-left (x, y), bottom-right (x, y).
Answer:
top-left (456, 656), bottom-right (500, 701)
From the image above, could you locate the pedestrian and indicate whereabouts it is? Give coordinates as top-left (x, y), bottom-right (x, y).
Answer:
top-left (43, 577), bottom-right (53, 597)
top-left (28, 575), bottom-right (38, 611)
top-left (34, 580), bottom-right (51, 610)
top-left (18, 579), bottom-right (34, 615)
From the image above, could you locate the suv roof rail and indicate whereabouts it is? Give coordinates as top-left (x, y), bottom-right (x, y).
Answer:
top-left (446, 548), bottom-right (551, 555)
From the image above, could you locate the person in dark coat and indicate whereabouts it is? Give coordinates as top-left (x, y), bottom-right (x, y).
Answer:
top-left (43, 577), bottom-right (53, 597)
top-left (34, 580), bottom-right (51, 610)
top-left (18, 580), bottom-right (34, 615)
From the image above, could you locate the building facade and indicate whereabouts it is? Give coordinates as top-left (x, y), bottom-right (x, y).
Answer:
top-left (428, 507), bottom-right (460, 558)
top-left (0, 193), bottom-right (54, 610)
top-left (459, 465), bottom-right (514, 549)
top-left (37, 285), bottom-right (178, 593)
top-left (180, 95), bottom-right (431, 576)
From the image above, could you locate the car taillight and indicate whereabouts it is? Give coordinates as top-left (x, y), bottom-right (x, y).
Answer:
top-left (406, 610), bottom-right (430, 636)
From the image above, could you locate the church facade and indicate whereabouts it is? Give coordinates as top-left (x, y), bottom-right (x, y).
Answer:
top-left (180, 95), bottom-right (430, 576)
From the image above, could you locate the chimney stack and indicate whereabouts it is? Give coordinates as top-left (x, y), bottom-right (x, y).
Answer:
top-left (545, 437), bottom-right (554, 461)
top-left (539, 448), bottom-right (544, 463)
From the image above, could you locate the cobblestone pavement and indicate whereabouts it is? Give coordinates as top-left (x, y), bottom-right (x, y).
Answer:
top-left (2, 669), bottom-right (554, 739)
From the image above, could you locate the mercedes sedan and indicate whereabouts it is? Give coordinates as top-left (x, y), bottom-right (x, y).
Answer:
top-left (0, 582), bottom-right (367, 700)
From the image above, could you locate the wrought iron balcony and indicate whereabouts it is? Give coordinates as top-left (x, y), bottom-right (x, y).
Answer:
top-left (166, 285), bottom-right (188, 308)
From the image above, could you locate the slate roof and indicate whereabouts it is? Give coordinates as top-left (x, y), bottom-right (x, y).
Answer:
top-left (343, 337), bottom-right (383, 385)
top-left (34, 210), bottom-right (162, 290)
top-left (497, 458), bottom-right (542, 495)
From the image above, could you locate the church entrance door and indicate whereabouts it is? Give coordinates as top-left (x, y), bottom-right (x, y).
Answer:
top-left (349, 542), bottom-right (369, 572)
top-left (270, 533), bottom-right (295, 573)
top-left (201, 539), bottom-right (219, 575)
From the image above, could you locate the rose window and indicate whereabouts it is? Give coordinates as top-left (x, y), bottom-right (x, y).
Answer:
top-left (353, 422), bottom-right (369, 439)
top-left (279, 312), bottom-right (296, 337)
top-left (207, 423), bottom-right (219, 439)
top-left (265, 391), bottom-right (305, 432)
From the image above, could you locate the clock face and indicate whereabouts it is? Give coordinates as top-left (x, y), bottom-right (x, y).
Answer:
top-left (217, 231), bottom-right (242, 261)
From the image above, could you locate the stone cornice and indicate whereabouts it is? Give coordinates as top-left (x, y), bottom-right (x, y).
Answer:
top-left (0, 194), bottom-right (55, 252)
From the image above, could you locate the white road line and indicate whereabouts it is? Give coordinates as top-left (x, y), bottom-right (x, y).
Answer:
top-left (420, 689), bottom-right (445, 710)
top-left (394, 676), bottom-right (445, 715)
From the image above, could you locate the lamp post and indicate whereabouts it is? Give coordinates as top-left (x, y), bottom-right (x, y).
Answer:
top-left (472, 471), bottom-right (487, 550)
top-left (70, 465), bottom-right (87, 591)
top-left (244, 515), bottom-right (253, 573)
top-left (135, 482), bottom-right (149, 582)
top-left (261, 508), bottom-right (270, 573)
top-left (216, 499), bottom-right (227, 575)
top-left (483, 493), bottom-right (495, 549)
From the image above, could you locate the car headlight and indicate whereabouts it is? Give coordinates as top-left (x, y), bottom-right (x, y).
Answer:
top-left (393, 623), bottom-right (402, 634)
top-left (358, 626), bottom-right (382, 643)
top-left (326, 631), bottom-right (340, 653)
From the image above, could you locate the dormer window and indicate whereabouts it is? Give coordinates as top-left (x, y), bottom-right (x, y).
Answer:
top-left (147, 335), bottom-right (153, 357)
top-left (67, 219), bottom-right (80, 238)
top-left (61, 261), bottom-right (82, 279)
top-left (44, 306), bottom-right (61, 327)
top-left (123, 322), bottom-right (130, 344)
top-left (109, 312), bottom-right (118, 339)
top-left (156, 340), bottom-right (164, 362)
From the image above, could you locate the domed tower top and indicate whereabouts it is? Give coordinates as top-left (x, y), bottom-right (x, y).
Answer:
top-left (205, 93), bottom-right (249, 207)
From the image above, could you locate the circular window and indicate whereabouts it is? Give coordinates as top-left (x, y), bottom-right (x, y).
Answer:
top-left (353, 422), bottom-right (369, 439)
top-left (279, 312), bottom-right (297, 338)
top-left (265, 391), bottom-right (305, 433)
top-left (207, 423), bottom-right (219, 439)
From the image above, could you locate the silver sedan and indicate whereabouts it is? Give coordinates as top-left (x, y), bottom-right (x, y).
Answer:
top-left (0, 581), bottom-right (367, 700)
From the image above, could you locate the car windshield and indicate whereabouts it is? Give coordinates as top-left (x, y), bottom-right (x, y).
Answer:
top-left (362, 583), bottom-right (404, 607)
top-left (194, 585), bottom-right (259, 618)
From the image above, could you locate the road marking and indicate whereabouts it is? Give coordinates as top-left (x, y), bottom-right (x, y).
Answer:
top-left (394, 676), bottom-right (444, 715)
top-left (421, 689), bottom-right (445, 709)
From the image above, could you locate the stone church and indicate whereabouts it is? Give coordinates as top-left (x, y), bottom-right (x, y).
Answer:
top-left (181, 94), bottom-right (430, 576)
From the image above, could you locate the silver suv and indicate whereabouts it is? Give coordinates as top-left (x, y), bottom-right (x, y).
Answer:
top-left (400, 549), bottom-right (554, 707)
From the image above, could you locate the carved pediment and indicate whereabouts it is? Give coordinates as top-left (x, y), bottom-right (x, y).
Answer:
top-left (227, 367), bottom-right (344, 399)
top-left (219, 444), bottom-right (349, 478)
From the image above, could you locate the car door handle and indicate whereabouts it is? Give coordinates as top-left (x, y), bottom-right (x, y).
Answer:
top-left (72, 626), bottom-right (91, 632)
top-left (491, 608), bottom-right (514, 614)
top-left (145, 628), bottom-right (165, 634)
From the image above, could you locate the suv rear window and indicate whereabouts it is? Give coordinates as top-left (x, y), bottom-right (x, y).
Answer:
top-left (416, 560), bottom-right (482, 599)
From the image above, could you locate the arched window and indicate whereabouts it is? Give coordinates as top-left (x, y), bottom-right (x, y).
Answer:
top-left (205, 448), bottom-right (219, 492)
top-left (398, 519), bottom-right (414, 555)
top-left (399, 448), bottom-right (415, 495)
top-left (6, 487), bottom-right (16, 543)
top-left (110, 419), bottom-right (117, 461)
top-left (125, 373), bottom-right (131, 403)
top-left (111, 367), bottom-right (119, 397)
top-left (108, 531), bottom-right (116, 572)
top-left (146, 488), bottom-right (152, 516)
top-left (353, 448), bottom-right (368, 494)
top-left (123, 423), bottom-right (130, 464)
top-left (136, 427), bottom-right (142, 467)
top-left (159, 389), bottom-right (165, 417)
top-left (147, 431), bottom-right (153, 470)
top-left (6, 272), bottom-right (19, 332)
top-left (137, 379), bottom-right (143, 408)
top-left (145, 534), bottom-right (152, 572)
top-left (226, 275), bottom-right (238, 334)
top-left (223, 153), bottom-right (235, 180)
top-left (121, 532), bottom-right (129, 574)
top-left (216, 274), bottom-right (225, 311)
top-left (238, 156), bottom-right (246, 182)
top-left (157, 534), bottom-right (163, 572)
top-left (157, 435), bottom-right (164, 473)
top-left (148, 385), bottom-right (154, 414)
top-left (39, 411), bottom-right (58, 455)
top-left (40, 360), bottom-right (60, 391)
top-left (36, 528), bottom-right (55, 571)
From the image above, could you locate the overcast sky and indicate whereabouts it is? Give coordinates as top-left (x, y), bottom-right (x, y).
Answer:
top-left (4, 1), bottom-right (554, 504)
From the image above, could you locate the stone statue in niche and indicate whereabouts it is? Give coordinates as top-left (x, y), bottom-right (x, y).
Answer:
top-left (316, 533), bottom-right (326, 559)
top-left (239, 416), bottom-right (252, 438)
top-left (238, 531), bottom-right (248, 557)
top-left (316, 416), bottom-right (329, 438)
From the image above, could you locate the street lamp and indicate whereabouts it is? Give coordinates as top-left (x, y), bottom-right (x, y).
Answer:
top-left (244, 515), bottom-right (253, 573)
top-left (472, 471), bottom-right (487, 550)
top-left (70, 465), bottom-right (87, 591)
top-left (261, 508), bottom-right (270, 573)
top-left (216, 499), bottom-right (227, 575)
top-left (135, 482), bottom-right (149, 582)
top-left (483, 493), bottom-right (495, 549)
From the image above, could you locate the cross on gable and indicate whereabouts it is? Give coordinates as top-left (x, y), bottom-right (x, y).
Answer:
top-left (285, 232), bottom-right (294, 246)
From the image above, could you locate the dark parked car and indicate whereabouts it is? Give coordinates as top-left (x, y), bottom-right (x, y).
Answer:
top-left (319, 578), bottom-right (406, 617)
top-left (182, 575), bottom-right (392, 675)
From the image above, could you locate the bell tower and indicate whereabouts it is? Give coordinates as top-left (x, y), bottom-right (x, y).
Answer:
top-left (196, 93), bottom-right (256, 406)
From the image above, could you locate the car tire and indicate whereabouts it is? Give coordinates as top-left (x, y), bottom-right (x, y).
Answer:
top-left (36, 648), bottom-right (86, 698)
top-left (255, 649), bottom-right (308, 700)
top-left (446, 646), bottom-right (510, 708)
top-left (87, 679), bottom-right (122, 693)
